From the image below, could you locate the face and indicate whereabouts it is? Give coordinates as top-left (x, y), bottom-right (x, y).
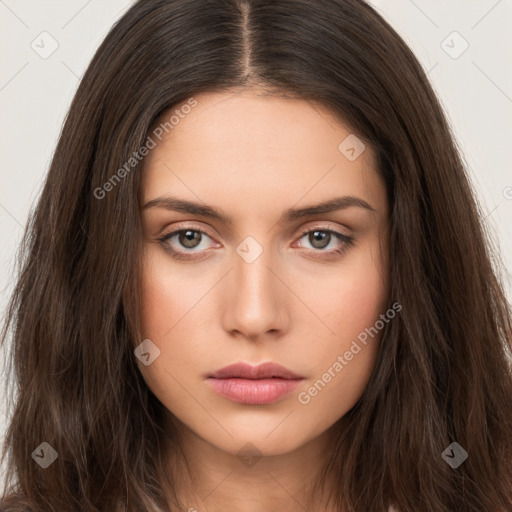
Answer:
top-left (138, 89), bottom-right (389, 458)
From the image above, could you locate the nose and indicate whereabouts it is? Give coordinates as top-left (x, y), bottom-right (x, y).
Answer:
top-left (222, 240), bottom-right (288, 341)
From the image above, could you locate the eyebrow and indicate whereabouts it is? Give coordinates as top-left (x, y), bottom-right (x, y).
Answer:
top-left (143, 195), bottom-right (376, 225)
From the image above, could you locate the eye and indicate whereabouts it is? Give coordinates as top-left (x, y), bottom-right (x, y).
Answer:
top-left (157, 228), bottom-right (216, 260)
top-left (294, 227), bottom-right (355, 257)
top-left (157, 225), bottom-right (355, 260)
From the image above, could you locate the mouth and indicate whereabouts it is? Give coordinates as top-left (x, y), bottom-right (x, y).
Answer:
top-left (206, 362), bottom-right (305, 405)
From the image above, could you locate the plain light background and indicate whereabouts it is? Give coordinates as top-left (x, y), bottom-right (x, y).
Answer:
top-left (1, 0), bottom-right (511, 489)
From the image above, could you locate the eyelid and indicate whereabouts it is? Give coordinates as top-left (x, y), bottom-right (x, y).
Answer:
top-left (158, 220), bottom-right (350, 239)
top-left (157, 222), bottom-right (220, 251)
top-left (156, 220), bottom-right (217, 239)
top-left (294, 221), bottom-right (351, 237)
top-left (156, 221), bottom-right (354, 258)
top-left (292, 224), bottom-right (354, 250)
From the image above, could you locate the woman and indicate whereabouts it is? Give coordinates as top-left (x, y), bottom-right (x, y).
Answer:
top-left (1, 0), bottom-right (511, 510)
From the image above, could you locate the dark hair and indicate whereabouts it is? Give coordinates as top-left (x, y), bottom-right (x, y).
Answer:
top-left (2, 0), bottom-right (512, 510)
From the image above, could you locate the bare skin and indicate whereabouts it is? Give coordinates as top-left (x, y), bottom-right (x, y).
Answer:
top-left (137, 88), bottom-right (390, 512)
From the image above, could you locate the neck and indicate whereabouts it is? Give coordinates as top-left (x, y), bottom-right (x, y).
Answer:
top-left (158, 415), bottom-right (340, 512)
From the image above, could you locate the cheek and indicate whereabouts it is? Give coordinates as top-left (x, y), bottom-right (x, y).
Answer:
top-left (332, 266), bottom-right (386, 342)
top-left (137, 252), bottom-right (211, 414)
top-left (307, 235), bottom-right (388, 345)
top-left (140, 249), bottom-right (170, 335)
top-left (139, 247), bottom-right (201, 337)
top-left (294, 236), bottom-right (387, 413)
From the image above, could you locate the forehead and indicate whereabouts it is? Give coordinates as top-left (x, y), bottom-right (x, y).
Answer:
top-left (142, 90), bottom-right (385, 216)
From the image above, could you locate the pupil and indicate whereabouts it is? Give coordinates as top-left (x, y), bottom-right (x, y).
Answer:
top-left (311, 230), bottom-right (329, 248)
top-left (181, 230), bottom-right (199, 248)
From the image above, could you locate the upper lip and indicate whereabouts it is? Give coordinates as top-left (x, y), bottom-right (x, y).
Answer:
top-left (208, 362), bottom-right (304, 380)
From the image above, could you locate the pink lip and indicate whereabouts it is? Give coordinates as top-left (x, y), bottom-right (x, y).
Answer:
top-left (206, 362), bottom-right (305, 405)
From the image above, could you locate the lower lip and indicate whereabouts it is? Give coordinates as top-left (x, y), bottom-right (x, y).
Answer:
top-left (207, 377), bottom-right (303, 405)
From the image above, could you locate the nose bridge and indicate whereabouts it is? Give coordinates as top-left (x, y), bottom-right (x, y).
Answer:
top-left (225, 234), bottom-right (283, 337)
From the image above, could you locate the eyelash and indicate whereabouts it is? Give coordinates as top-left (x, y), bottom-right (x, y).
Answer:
top-left (157, 225), bottom-right (355, 260)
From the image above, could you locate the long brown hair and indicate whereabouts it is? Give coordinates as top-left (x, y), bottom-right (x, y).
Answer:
top-left (2, 0), bottom-right (512, 510)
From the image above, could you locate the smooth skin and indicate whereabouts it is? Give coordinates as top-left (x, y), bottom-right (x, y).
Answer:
top-left (138, 88), bottom-right (390, 512)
